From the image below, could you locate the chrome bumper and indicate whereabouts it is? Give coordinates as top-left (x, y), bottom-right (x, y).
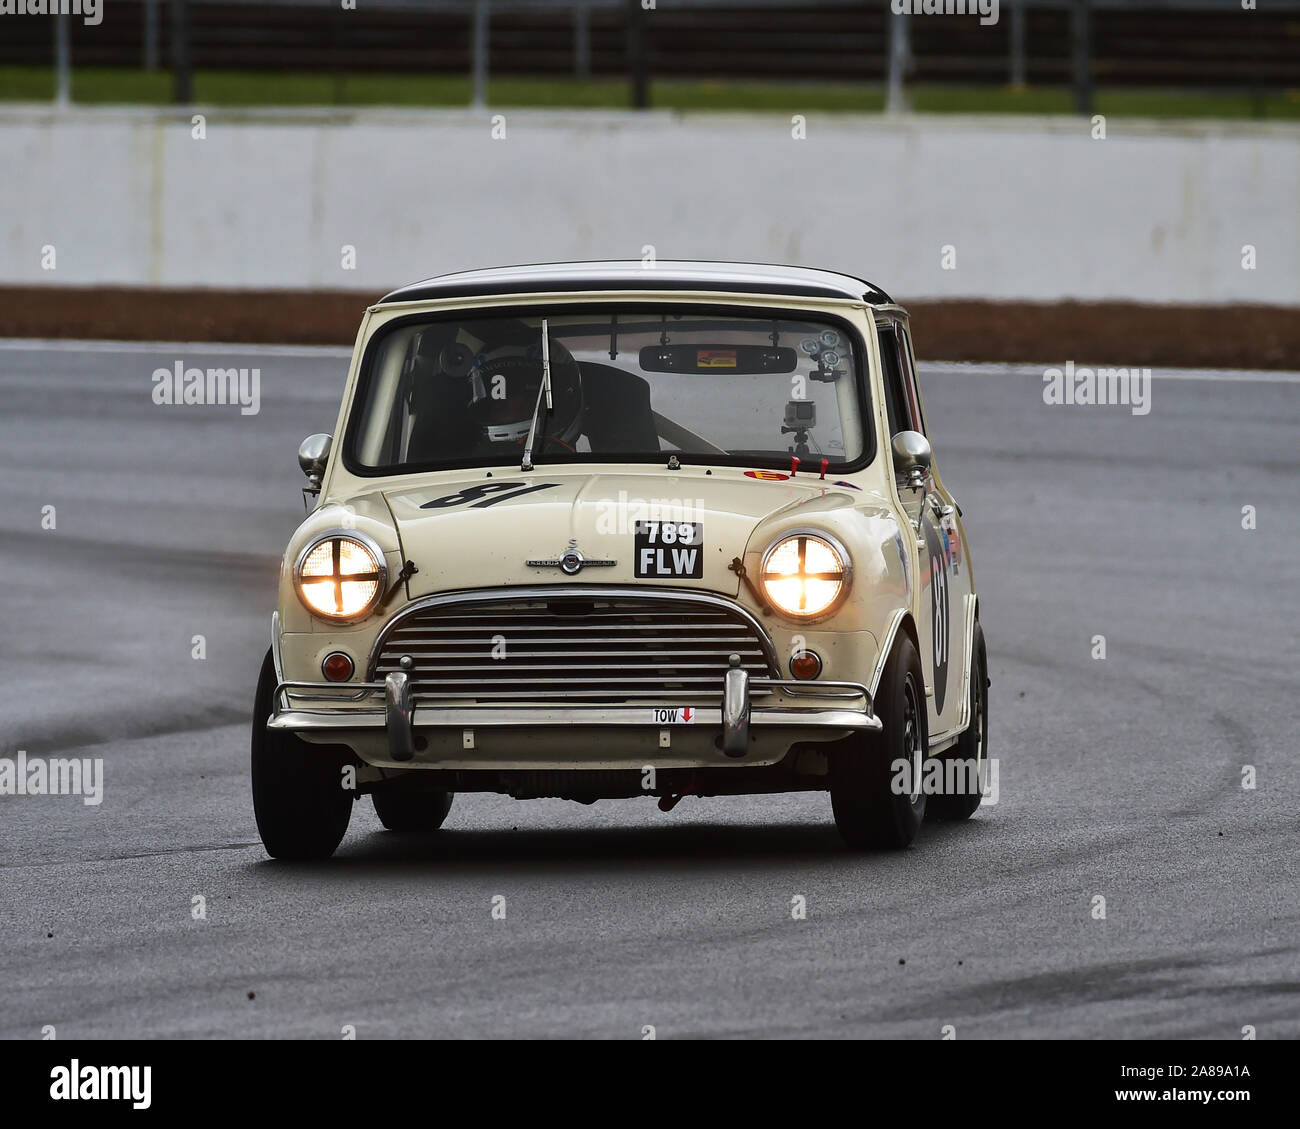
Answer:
top-left (269, 673), bottom-right (879, 762)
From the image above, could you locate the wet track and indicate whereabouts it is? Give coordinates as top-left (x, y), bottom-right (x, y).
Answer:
top-left (1, 341), bottom-right (1297, 1039)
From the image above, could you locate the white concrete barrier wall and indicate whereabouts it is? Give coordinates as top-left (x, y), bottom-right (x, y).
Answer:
top-left (2, 106), bottom-right (1296, 304)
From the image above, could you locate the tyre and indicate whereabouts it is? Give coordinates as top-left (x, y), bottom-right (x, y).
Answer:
top-left (251, 649), bottom-right (355, 860)
top-left (926, 621), bottom-right (988, 822)
top-left (372, 782), bottom-right (455, 832)
top-left (830, 632), bottom-right (928, 849)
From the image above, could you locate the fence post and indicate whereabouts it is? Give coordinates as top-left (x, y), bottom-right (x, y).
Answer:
top-left (472, 0), bottom-right (490, 108)
top-left (1071, 0), bottom-right (1093, 115)
top-left (627, 0), bottom-right (649, 109)
top-left (54, 12), bottom-right (71, 106)
top-left (886, 10), bottom-right (910, 114)
top-left (144, 0), bottom-right (160, 72)
top-left (574, 3), bottom-right (591, 81)
top-left (171, 0), bottom-right (193, 104)
top-left (1009, 0), bottom-right (1026, 89)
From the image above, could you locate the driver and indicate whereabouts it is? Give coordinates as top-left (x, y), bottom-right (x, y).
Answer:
top-left (419, 326), bottom-right (584, 458)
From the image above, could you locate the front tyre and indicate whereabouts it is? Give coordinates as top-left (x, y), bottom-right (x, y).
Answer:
top-left (372, 783), bottom-right (454, 832)
top-left (251, 649), bottom-right (354, 860)
top-left (830, 633), bottom-right (928, 849)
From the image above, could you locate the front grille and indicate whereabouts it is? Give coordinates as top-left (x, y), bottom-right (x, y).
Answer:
top-left (371, 589), bottom-right (777, 703)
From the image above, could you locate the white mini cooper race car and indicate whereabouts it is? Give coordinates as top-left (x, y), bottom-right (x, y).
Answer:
top-left (252, 262), bottom-right (989, 858)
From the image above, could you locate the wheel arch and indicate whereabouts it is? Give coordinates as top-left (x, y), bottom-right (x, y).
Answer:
top-left (867, 608), bottom-right (921, 702)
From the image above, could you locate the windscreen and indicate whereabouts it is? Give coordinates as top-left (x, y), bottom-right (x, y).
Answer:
top-left (347, 309), bottom-right (869, 472)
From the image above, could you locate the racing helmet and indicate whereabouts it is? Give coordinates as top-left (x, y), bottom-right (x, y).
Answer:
top-left (438, 332), bottom-right (583, 450)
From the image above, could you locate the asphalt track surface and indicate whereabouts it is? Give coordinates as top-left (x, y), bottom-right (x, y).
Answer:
top-left (1, 341), bottom-right (1296, 1040)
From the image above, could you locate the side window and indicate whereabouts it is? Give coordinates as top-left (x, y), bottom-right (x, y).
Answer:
top-left (877, 323), bottom-right (914, 437)
top-left (895, 324), bottom-right (926, 437)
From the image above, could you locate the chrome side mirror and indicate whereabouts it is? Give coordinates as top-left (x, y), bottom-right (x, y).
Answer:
top-left (298, 433), bottom-right (332, 499)
top-left (891, 430), bottom-right (932, 493)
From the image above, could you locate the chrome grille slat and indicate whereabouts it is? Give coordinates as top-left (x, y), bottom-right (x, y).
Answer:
top-left (372, 590), bottom-right (778, 705)
top-left (385, 638), bottom-right (763, 649)
top-left (390, 613), bottom-right (743, 621)
top-left (408, 689), bottom-right (774, 700)
top-left (386, 625), bottom-right (750, 635)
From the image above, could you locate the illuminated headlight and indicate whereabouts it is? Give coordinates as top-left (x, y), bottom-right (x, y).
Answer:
top-left (294, 532), bottom-right (387, 622)
top-left (760, 531), bottom-right (851, 619)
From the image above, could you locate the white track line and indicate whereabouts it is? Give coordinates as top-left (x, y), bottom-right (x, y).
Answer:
top-left (0, 338), bottom-right (353, 359)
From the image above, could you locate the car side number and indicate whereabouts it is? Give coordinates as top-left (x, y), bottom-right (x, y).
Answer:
top-left (932, 555), bottom-right (948, 668)
top-left (922, 516), bottom-right (951, 713)
top-left (420, 482), bottom-right (560, 510)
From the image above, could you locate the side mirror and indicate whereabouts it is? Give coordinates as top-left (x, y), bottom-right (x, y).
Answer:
top-left (891, 430), bottom-right (932, 493)
top-left (298, 433), bottom-right (332, 496)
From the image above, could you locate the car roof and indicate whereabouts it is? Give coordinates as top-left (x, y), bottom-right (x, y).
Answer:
top-left (377, 261), bottom-right (894, 306)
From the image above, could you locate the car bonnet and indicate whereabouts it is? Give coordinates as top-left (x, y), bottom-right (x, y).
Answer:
top-left (381, 467), bottom-right (866, 598)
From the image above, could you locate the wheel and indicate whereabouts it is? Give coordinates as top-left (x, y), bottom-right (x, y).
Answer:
top-left (830, 632), bottom-right (928, 849)
top-left (927, 621), bottom-right (988, 822)
top-left (372, 782), bottom-right (454, 832)
top-left (251, 649), bottom-right (354, 860)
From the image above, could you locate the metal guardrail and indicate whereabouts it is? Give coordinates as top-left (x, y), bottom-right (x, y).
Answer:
top-left (128, 0), bottom-right (1300, 8)
top-left (10, 1), bottom-right (1300, 111)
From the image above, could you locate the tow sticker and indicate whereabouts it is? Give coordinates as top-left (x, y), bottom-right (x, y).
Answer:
top-left (745, 470), bottom-right (789, 481)
top-left (650, 706), bottom-right (696, 725)
top-left (634, 521), bottom-right (704, 578)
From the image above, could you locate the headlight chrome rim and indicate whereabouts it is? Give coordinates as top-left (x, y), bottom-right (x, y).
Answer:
top-left (293, 529), bottom-right (389, 623)
top-left (759, 529), bottom-right (852, 622)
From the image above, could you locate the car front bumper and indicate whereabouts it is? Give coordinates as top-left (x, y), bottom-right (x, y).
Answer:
top-left (268, 671), bottom-right (879, 771)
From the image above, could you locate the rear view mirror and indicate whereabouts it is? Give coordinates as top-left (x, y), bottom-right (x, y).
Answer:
top-left (639, 344), bottom-right (797, 374)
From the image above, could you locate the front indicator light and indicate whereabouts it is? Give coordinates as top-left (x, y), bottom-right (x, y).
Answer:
top-left (761, 532), bottom-right (850, 619)
top-left (295, 532), bottom-right (387, 622)
top-left (321, 652), bottom-right (355, 681)
top-left (790, 650), bottom-right (823, 679)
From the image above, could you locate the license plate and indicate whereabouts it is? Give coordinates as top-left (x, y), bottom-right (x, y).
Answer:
top-left (634, 521), bottom-right (704, 578)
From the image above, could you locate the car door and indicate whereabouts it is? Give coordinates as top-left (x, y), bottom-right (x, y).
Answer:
top-left (878, 317), bottom-right (970, 738)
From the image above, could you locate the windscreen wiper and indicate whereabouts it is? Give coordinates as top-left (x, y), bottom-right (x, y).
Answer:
top-left (520, 317), bottom-right (553, 472)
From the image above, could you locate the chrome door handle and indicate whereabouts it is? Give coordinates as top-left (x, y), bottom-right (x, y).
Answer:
top-left (929, 494), bottom-right (954, 519)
